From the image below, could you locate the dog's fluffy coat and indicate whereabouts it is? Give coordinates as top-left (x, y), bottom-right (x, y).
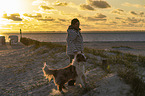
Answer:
top-left (72, 53), bottom-right (87, 87)
top-left (42, 62), bottom-right (77, 93)
top-left (42, 53), bottom-right (87, 94)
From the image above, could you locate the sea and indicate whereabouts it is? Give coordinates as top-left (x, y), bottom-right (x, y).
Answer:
top-left (1, 31), bottom-right (145, 42)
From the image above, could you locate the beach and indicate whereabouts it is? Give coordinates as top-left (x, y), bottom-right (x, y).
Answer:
top-left (0, 41), bottom-right (145, 96)
top-left (84, 41), bottom-right (145, 56)
top-left (0, 0), bottom-right (145, 94)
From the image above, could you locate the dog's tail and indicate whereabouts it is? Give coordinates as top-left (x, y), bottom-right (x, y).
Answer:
top-left (42, 62), bottom-right (56, 82)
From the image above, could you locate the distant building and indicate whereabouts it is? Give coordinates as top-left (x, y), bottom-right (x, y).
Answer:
top-left (9, 35), bottom-right (18, 45)
top-left (0, 36), bottom-right (5, 45)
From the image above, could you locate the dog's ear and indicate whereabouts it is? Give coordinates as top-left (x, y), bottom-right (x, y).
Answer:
top-left (74, 51), bottom-right (82, 55)
top-left (77, 51), bottom-right (82, 54)
top-left (82, 53), bottom-right (87, 60)
top-left (76, 54), bottom-right (86, 62)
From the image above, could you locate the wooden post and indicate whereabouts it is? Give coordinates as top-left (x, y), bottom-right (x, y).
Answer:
top-left (102, 58), bottom-right (111, 73)
top-left (20, 29), bottom-right (22, 38)
top-left (102, 59), bottom-right (108, 70)
top-left (20, 29), bottom-right (22, 42)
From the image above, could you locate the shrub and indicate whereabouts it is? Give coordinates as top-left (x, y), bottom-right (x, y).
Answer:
top-left (20, 37), bottom-right (66, 51)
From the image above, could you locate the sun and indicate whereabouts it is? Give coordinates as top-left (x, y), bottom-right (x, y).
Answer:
top-left (0, 0), bottom-right (23, 14)
top-left (0, 0), bottom-right (24, 31)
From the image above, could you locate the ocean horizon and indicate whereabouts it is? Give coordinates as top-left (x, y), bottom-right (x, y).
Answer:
top-left (1, 31), bottom-right (145, 42)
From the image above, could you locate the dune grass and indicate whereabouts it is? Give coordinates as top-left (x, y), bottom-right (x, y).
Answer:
top-left (84, 45), bottom-right (145, 96)
top-left (84, 47), bottom-right (107, 58)
top-left (137, 55), bottom-right (145, 67)
top-left (20, 37), bottom-right (145, 96)
top-left (20, 37), bottom-right (66, 51)
top-left (112, 46), bottom-right (133, 49)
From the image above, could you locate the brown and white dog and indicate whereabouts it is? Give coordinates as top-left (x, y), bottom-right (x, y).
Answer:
top-left (72, 52), bottom-right (87, 88)
top-left (42, 53), bottom-right (87, 94)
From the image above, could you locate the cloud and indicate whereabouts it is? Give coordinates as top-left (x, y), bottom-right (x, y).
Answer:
top-left (130, 11), bottom-right (144, 17)
top-left (57, 18), bottom-right (67, 22)
top-left (87, 0), bottom-right (111, 8)
top-left (80, 4), bottom-right (95, 11)
top-left (115, 17), bottom-right (122, 20)
top-left (53, 1), bottom-right (68, 6)
top-left (130, 11), bottom-right (138, 15)
top-left (95, 13), bottom-right (106, 18)
top-left (125, 17), bottom-right (144, 23)
top-left (3, 13), bottom-right (22, 21)
top-left (32, 0), bottom-right (50, 6)
top-left (23, 13), bottom-right (42, 18)
top-left (79, 13), bottom-right (107, 21)
top-left (122, 2), bottom-right (143, 8)
top-left (23, 13), bottom-right (54, 21)
top-left (40, 5), bottom-right (54, 10)
top-left (112, 9), bottom-right (124, 15)
top-left (79, 0), bottom-right (111, 11)
top-left (37, 17), bottom-right (55, 21)
top-left (87, 17), bottom-right (107, 21)
top-left (140, 12), bottom-right (144, 16)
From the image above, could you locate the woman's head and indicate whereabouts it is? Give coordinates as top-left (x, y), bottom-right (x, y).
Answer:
top-left (71, 18), bottom-right (80, 30)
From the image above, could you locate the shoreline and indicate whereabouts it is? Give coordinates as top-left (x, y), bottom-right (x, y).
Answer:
top-left (55, 41), bottom-right (145, 50)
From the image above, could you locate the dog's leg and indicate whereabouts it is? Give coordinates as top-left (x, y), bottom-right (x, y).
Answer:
top-left (82, 74), bottom-right (88, 87)
top-left (76, 75), bottom-right (85, 88)
top-left (83, 65), bottom-right (87, 82)
top-left (58, 84), bottom-right (64, 94)
top-left (80, 76), bottom-right (85, 88)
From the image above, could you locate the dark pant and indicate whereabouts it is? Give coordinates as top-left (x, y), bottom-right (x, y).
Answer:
top-left (68, 55), bottom-right (76, 86)
top-left (69, 55), bottom-right (74, 63)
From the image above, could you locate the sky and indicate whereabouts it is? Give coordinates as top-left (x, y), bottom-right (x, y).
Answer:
top-left (0, 0), bottom-right (145, 33)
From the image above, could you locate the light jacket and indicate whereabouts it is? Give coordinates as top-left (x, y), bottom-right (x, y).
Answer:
top-left (66, 25), bottom-right (83, 55)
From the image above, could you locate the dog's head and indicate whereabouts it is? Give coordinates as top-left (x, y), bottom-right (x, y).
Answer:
top-left (42, 62), bottom-right (53, 82)
top-left (76, 53), bottom-right (86, 62)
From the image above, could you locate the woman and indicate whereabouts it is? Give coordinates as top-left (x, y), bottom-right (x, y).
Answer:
top-left (66, 18), bottom-right (84, 86)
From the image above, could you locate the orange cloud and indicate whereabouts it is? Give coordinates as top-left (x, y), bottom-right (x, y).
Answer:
top-left (37, 17), bottom-right (55, 21)
top-left (95, 13), bottom-right (106, 18)
top-left (112, 9), bottom-right (124, 15)
top-left (40, 5), bottom-right (54, 10)
top-left (87, 0), bottom-right (111, 8)
top-left (125, 17), bottom-right (144, 23)
top-left (23, 13), bottom-right (42, 18)
top-left (3, 13), bottom-right (22, 21)
top-left (53, 1), bottom-right (68, 6)
top-left (122, 2), bottom-right (143, 8)
top-left (130, 11), bottom-right (144, 17)
top-left (80, 4), bottom-right (95, 11)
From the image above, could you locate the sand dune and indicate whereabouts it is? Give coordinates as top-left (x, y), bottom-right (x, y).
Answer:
top-left (0, 42), bottom-right (145, 96)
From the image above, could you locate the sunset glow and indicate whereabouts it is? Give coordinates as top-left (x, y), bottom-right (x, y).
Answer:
top-left (0, 0), bottom-right (23, 14)
top-left (0, 0), bottom-right (145, 33)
